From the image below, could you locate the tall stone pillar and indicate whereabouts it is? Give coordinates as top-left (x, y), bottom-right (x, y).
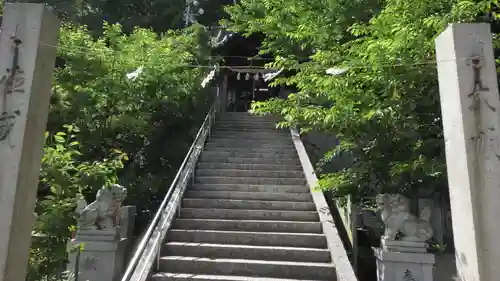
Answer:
top-left (0, 4), bottom-right (60, 281)
top-left (435, 23), bottom-right (500, 281)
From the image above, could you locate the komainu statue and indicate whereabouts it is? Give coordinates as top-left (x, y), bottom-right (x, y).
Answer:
top-left (75, 184), bottom-right (127, 230)
top-left (376, 193), bottom-right (433, 242)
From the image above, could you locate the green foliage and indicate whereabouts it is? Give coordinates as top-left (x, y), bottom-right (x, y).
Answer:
top-left (47, 22), bottom-right (213, 207)
top-left (23, 0), bottom-right (231, 34)
top-left (50, 22), bottom-right (208, 157)
top-left (21, 0), bottom-right (186, 33)
top-left (29, 126), bottom-right (126, 281)
top-left (225, 0), bottom-right (500, 200)
top-left (29, 21), bottom-right (214, 280)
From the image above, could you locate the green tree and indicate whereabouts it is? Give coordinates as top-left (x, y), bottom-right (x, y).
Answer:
top-left (20, 0), bottom-right (229, 34)
top-left (47, 22), bottom-right (214, 208)
top-left (224, 0), bottom-right (499, 201)
top-left (30, 126), bottom-right (127, 281)
top-left (29, 21), bottom-right (216, 280)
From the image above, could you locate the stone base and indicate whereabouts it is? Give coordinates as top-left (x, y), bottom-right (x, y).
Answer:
top-left (382, 239), bottom-right (428, 253)
top-left (374, 239), bottom-right (435, 281)
top-left (75, 228), bottom-right (121, 241)
top-left (67, 235), bottom-right (127, 281)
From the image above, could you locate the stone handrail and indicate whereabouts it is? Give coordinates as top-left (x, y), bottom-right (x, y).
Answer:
top-left (289, 128), bottom-right (358, 281)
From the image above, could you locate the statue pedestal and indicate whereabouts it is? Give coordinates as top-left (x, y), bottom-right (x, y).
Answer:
top-left (374, 239), bottom-right (435, 281)
top-left (67, 229), bottom-right (127, 281)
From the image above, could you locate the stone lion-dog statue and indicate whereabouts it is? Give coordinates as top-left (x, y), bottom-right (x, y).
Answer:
top-left (75, 184), bottom-right (127, 230)
top-left (376, 193), bottom-right (433, 242)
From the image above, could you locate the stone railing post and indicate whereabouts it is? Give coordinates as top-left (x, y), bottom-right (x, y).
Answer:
top-left (221, 73), bottom-right (228, 112)
top-left (119, 205), bottom-right (137, 260)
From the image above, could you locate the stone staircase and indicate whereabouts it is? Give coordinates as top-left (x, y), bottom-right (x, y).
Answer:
top-left (151, 112), bottom-right (337, 281)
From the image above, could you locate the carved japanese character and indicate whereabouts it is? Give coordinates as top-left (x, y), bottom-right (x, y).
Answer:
top-left (0, 110), bottom-right (20, 141)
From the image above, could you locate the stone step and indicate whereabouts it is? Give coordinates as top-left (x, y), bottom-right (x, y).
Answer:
top-left (201, 151), bottom-right (297, 159)
top-left (203, 146), bottom-right (297, 154)
top-left (219, 113), bottom-right (277, 117)
top-left (219, 114), bottom-right (278, 120)
top-left (195, 169), bottom-right (304, 178)
top-left (208, 134), bottom-right (289, 140)
top-left (218, 117), bottom-right (279, 122)
top-left (208, 136), bottom-right (291, 142)
top-left (181, 198), bottom-right (315, 211)
top-left (211, 128), bottom-right (289, 133)
top-left (163, 243), bottom-right (331, 263)
top-left (217, 117), bottom-right (278, 121)
top-left (178, 208), bottom-right (318, 221)
top-left (198, 156), bottom-right (300, 165)
top-left (217, 117), bottom-right (278, 122)
top-left (215, 122), bottom-right (280, 127)
top-left (215, 125), bottom-right (281, 130)
top-left (196, 163), bottom-right (302, 171)
top-left (206, 139), bottom-right (295, 149)
top-left (213, 126), bottom-right (284, 130)
top-left (215, 121), bottom-right (279, 127)
top-left (157, 256), bottom-right (335, 280)
top-left (210, 132), bottom-right (291, 139)
top-left (219, 112), bottom-right (275, 116)
top-left (195, 176), bottom-right (306, 186)
top-left (215, 126), bottom-right (285, 131)
top-left (184, 190), bottom-right (311, 201)
top-left (189, 184), bottom-right (310, 193)
top-left (172, 219), bottom-right (323, 233)
top-left (151, 272), bottom-right (328, 281)
top-left (204, 142), bottom-right (296, 149)
top-left (213, 130), bottom-right (288, 135)
top-left (167, 229), bottom-right (327, 248)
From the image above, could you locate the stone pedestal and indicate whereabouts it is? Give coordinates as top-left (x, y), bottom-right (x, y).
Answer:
top-left (374, 239), bottom-right (435, 281)
top-left (67, 229), bottom-right (127, 281)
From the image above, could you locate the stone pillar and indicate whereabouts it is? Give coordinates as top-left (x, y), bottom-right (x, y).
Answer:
top-left (419, 198), bottom-right (444, 246)
top-left (68, 185), bottom-right (130, 281)
top-left (119, 205), bottom-right (136, 242)
top-left (119, 205), bottom-right (137, 260)
top-left (435, 23), bottom-right (500, 281)
top-left (220, 73), bottom-right (228, 112)
top-left (0, 4), bottom-right (60, 281)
